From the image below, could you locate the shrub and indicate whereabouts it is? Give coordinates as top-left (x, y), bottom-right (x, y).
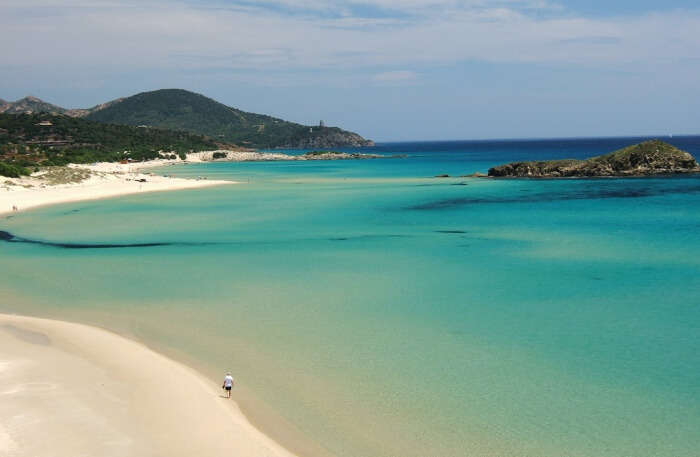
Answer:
top-left (0, 162), bottom-right (30, 178)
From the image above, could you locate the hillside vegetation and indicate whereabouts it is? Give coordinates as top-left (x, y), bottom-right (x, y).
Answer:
top-left (0, 96), bottom-right (67, 116)
top-left (488, 140), bottom-right (700, 177)
top-left (2, 89), bottom-right (374, 149)
top-left (85, 89), bottom-right (373, 149)
top-left (0, 113), bottom-right (226, 174)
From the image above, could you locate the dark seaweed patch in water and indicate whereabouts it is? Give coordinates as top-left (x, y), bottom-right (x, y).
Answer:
top-left (0, 230), bottom-right (217, 250)
top-left (435, 230), bottom-right (467, 234)
top-left (0, 230), bottom-right (411, 249)
top-left (407, 182), bottom-right (700, 210)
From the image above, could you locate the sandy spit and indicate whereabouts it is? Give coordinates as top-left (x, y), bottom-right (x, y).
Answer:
top-left (0, 313), bottom-right (297, 457)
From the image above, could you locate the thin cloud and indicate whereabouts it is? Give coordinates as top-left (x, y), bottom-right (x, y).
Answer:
top-left (373, 70), bottom-right (419, 83)
top-left (558, 36), bottom-right (621, 45)
top-left (1, 1), bottom-right (699, 75)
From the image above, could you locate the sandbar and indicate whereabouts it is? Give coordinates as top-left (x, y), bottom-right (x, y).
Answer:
top-left (0, 313), bottom-right (297, 457)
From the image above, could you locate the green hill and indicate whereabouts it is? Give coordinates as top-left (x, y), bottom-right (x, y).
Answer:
top-left (0, 113), bottom-right (227, 172)
top-left (0, 96), bottom-right (67, 115)
top-left (86, 89), bottom-right (373, 149)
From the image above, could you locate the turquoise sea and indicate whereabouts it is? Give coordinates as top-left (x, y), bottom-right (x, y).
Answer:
top-left (2, 137), bottom-right (700, 457)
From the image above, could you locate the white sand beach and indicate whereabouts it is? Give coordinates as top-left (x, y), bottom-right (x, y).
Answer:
top-left (0, 313), bottom-right (298, 457)
top-left (0, 160), bottom-right (234, 216)
top-left (0, 149), bottom-right (340, 216)
top-left (0, 161), bottom-right (311, 457)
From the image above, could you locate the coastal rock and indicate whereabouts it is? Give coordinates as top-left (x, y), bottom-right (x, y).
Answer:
top-left (298, 151), bottom-right (383, 160)
top-left (186, 150), bottom-right (388, 162)
top-left (488, 140), bottom-right (700, 178)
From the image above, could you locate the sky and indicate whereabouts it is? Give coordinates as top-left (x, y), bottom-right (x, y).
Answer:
top-left (2, 0), bottom-right (699, 141)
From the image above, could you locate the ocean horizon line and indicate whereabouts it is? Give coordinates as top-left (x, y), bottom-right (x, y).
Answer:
top-left (371, 133), bottom-right (700, 145)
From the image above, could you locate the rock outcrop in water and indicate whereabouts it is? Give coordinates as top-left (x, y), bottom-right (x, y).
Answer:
top-left (187, 150), bottom-right (389, 162)
top-left (488, 140), bottom-right (700, 178)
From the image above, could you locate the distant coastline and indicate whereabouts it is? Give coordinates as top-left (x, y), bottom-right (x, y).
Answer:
top-left (0, 89), bottom-right (374, 149)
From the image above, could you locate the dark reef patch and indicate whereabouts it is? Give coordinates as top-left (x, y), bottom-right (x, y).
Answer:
top-left (0, 230), bottom-right (413, 250)
top-left (328, 234), bottom-right (410, 242)
top-left (435, 230), bottom-right (467, 234)
top-left (407, 182), bottom-right (700, 210)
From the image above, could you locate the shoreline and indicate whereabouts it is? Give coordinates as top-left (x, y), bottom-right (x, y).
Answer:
top-left (0, 160), bottom-right (235, 216)
top-left (0, 312), bottom-right (299, 457)
top-left (0, 162), bottom-right (330, 457)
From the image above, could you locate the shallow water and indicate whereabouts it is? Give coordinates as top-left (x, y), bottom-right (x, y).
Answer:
top-left (2, 137), bottom-right (700, 457)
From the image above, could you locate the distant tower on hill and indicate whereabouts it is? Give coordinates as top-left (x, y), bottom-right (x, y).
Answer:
top-left (319, 120), bottom-right (325, 127)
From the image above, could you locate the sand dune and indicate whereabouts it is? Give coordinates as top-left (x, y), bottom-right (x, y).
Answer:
top-left (0, 313), bottom-right (297, 457)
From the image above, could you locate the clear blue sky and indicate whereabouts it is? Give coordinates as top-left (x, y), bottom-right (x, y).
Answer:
top-left (2, 0), bottom-right (699, 141)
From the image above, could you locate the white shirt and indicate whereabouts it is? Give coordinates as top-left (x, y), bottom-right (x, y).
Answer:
top-left (224, 375), bottom-right (234, 387)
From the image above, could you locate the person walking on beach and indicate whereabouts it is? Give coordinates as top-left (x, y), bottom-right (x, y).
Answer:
top-left (222, 372), bottom-right (234, 398)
